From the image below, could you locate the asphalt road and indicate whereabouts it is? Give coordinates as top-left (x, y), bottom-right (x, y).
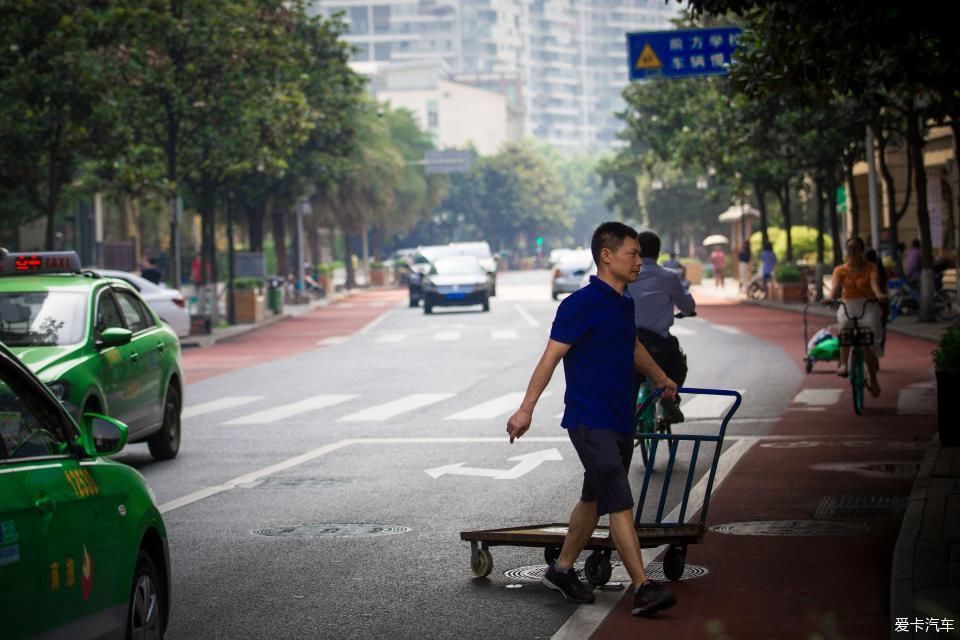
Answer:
top-left (118, 270), bottom-right (802, 640)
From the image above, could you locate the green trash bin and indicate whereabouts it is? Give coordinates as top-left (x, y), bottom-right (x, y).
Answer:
top-left (267, 278), bottom-right (284, 314)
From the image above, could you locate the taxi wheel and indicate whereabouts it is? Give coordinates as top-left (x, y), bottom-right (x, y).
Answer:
top-left (148, 385), bottom-right (181, 461)
top-left (127, 550), bottom-right (165, 640)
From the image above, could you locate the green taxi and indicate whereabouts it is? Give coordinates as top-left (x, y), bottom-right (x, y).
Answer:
top-left (0, 340), bottom-right (170, 639)
top-left (0, 250), bottom-right (183, 460)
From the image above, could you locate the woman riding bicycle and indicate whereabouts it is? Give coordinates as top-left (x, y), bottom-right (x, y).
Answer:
top-left (825, 236), bottom-right (886, 396)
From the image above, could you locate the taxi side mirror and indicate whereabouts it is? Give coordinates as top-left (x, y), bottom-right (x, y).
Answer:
top-left (97, 327), bottom-right (133, 349)
top-left (79, 413), bottom-right (128, 456)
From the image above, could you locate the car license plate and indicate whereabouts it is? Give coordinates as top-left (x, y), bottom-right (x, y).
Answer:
top-left (446, 293), bottom-right (466, 300)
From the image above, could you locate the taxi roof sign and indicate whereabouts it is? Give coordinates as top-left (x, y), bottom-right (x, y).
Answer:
top-left (0, 251), bottom-right (82, 275)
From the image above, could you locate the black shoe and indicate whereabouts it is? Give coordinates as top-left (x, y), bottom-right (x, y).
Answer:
top-left (661, 398), bottom-right (685, 424)
top-left (631, 580), bottom-right (676, 616)
top-left (542, 565), bottom-right (595, 604)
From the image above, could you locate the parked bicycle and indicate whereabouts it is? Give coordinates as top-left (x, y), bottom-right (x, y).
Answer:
top-left (886, 277), bottom-right (953, 322)
top-left (823, 298), bottom-right (878, 415)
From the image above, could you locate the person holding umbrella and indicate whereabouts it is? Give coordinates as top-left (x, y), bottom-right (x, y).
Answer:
top-left (705, 236), bottom-right (728, 290)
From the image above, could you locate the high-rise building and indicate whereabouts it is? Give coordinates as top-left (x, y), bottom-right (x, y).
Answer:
top-left (313, 1), bottom-right (679, 152)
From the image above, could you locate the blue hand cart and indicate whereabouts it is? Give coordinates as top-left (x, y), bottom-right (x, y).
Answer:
top-left (460, 387), bottom-right (742, 584)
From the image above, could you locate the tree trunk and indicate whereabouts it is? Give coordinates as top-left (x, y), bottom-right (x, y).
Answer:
top-left (269, 196), bottom-right (288, 278)
top-left (344, 233), bottom-right (357, 289)
top-left (846, 158), bottom-right (860, 241)
top-left (951, 119), bottom-right (960, 303)
top-left (754, 183), bottom-right (769, 247)
top-left (906, 106), bottom-right (935, 321)
top-left (778, 180), bottom-right (794, 262)
top-left (876, 125), bottom-right (913, 276)
top-left (246, 201), bottom-right (265, 253)
top-left (828, 171), bottom-right (843, 266)
top-left (815, 174), bottom-right (826, 300)
top-left (307, 221), bottom-right (320, 267)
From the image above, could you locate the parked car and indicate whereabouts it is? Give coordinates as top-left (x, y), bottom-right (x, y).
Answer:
top-left (552, 249), bottom-right (593, 300)
top-left (0, 250), bottom-right (184, 461)
top-left (91, 269), bottom-right (190, 338)
top-left (0, 340), bottom-right (170, 639)
top-left (407, 244), bottom-right (459, 307)
top-left (421, 255), bottom-right (493, 314)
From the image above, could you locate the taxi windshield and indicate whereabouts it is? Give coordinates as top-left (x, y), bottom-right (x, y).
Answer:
top-left (0, 291), bottom-right (88, 346)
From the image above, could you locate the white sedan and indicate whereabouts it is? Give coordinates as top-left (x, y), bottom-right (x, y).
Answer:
top-left (92, 269), bottom-right (191, 338)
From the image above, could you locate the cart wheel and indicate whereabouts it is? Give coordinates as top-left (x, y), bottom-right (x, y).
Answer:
top-left (584, 550), bottom-right (612, 586)
top-left (543, 546), bottom-right (560, 566)
top-left (471, 548), bottom-right (493, 578)
top-left (662, 545), bottom-right (686, 581)
top-left (805, 358), bottom-right (813, 374)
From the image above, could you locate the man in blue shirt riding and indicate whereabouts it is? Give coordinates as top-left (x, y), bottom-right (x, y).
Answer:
top-left (506, 221), bottom-right (679, 617)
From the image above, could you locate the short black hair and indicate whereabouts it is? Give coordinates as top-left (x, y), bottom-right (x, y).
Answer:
top-left (911, 239), bottom-right (920, 248)
top-left (637, 231), bottom-right (661, 259)
top-left (846, 236), bottom-right (865, 251)
top-left (591, 221), bottom-right (638, 264)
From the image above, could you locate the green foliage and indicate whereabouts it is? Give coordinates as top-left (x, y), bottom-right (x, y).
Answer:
top-left (232, 277), bottom-right (264, 291)
top-left (933, 324), bottom-right (960, 371)
top-left (750, 226), bottom-right (832, 263)
top-left (315, 263), bottom-right (335, 275)
top-left (773, 263), bottom-right (801, 283)
top-left (369, 261), bottom-right (387, 270)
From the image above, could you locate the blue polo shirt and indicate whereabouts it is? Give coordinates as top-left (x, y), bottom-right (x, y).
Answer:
top-left (550, 276), bottom-right (636, 434)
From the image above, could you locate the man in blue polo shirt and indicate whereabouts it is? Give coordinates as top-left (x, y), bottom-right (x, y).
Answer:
top-left (506, 221), bottom-right (679, 617)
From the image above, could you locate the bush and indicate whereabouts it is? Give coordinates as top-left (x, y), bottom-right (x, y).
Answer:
top-left (370, 261), bottom-right (387, 270)
top-left (933, 323), bottom-right (960, 370)
top-left (232, 277), bottom-right (264, 291)
top-left (679, 257), bottom-right (702, 267)
top-left (774, 263), bottom-right (801, 283)
top-left (751, 226), bottom-right (833, 262)
top-left (315, 263), bottom-right (335, 275)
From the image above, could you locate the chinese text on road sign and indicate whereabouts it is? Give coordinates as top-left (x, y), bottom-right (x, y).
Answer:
top-left (627, 27), bottom-right (742, 81)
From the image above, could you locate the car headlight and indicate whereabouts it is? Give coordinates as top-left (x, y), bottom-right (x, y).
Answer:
top-left (46, 380), bottom-right (70, 402)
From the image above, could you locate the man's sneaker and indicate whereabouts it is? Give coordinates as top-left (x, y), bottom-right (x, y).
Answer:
top-left (631, 580), bottom-right (676, 616)
top-left (542, 565), bottom-right (595, 604)
top-left (662, 397), bottom-right (685, 424)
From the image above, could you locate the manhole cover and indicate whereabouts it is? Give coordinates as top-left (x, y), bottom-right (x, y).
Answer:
top-left (710, 520), bottom-right (867, 536)
top-left (815, 495), bottom-right (908, 519)
top-left (503, 561), bottom-right (708, 582)
top-left (810, 461), bottom-right (920, 478)
top-left (252, 523), bottom-right (411, 538)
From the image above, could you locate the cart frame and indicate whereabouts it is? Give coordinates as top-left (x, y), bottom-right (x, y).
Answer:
top-left (460, 387), bottom-right (742, 584)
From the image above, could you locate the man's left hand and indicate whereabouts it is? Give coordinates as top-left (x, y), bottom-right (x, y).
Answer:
top-left (656, 377), bottom-right (678, 400)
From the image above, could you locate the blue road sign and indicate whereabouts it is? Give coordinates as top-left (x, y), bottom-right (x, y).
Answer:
top-left (627, 26), bottom-right (742, 81)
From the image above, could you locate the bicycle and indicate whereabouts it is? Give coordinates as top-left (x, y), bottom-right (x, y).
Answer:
top-left (887, 277), bottom-right (953, 322)
top-left (634, 312), bottom-right (691, 466)
top-left (824, 299), bottom-right (878, 415)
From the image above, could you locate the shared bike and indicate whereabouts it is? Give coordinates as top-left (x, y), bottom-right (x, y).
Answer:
top-left (825, 298), bottom-right (878, 415)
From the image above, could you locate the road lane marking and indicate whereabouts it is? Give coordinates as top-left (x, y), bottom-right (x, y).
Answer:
top-left (552, 436), bottom-right (759, 640)
top-left (339, 393), bottom-right (455, 422)
top-left (317, 336), bottom-right (351, 346)
top-left (514, 305), bottom-right (540, 328)
top-left (492, 329), bottom-right (518, 340)
top-left (434, 331), bottom-right (461, 342)
top-left (358, 309), bottom-right (392, 335)
top-left (368, 301), bottom-right (388, 307)
top-left (444, 391), bottom-right (551, 420)
top-left (425, 448), bottom-right (563, 479)
top-left (224, 394), bottom-right (358, 425)
top-left (182, 396), bottom-right (263, 419)
top-left (680, 389), bottom-right (744, 420)
top-left (897, 381), bottom-right (935, 415)
top-left (712, 324), bottom-right (742, 335)
top-left (792, 388), bottom-right (843, 406)
top-left (375, 332), bottom-right (406, 343)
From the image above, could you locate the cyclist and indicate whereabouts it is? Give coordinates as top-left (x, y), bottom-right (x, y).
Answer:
top-left (825, 236), bottom-right (886, 396)
top-left (628, 231), bottom-right (696, 423)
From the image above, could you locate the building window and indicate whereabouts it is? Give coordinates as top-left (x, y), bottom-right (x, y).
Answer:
top-left (374, 42), bottom-right (392, 60)
top-left (373, 5), bottom-right (391, 34)
top-left (352, 42), bottom-right (370, 61)
top-left (349, 7), bottom-right (369, 34)
top-left (427, 100), bottom-right (438, 129)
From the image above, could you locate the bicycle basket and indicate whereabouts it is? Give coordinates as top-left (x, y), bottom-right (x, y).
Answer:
top-left (838, 327), bottom-right (874, 347)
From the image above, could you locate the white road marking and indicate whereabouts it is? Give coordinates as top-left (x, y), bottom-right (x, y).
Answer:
top-left (713, 324), bottom-right (742, 335)
top-left (375, 332), bottom-right (406, 343)
top-left (358, 309), bottom-right (391, 335)
top-left (792, 388), bottom-right (843, 406)
top-left (897, 381), bottom-right (936, 415)
top-left (334, 302), bottom-right (354, 308)
top-left (552, 436), bottom-right (759, 640)
top-left (224, 395), bottom-right (358, 425)
top-left (492, 329), bottom-right (519, 340)
top-left (434, 331), bottom-right (461, 342)
top-left (317, 336), bottom-right (351, 346)
top-left (425, 448), bottom-right (563, 480)
top-left (182, 396), bottom-right (263, 419)
top-left (680, 389), bottom-right (744, 420)
top-left (670, 325), bottom-right (696, 336)
top-left (515, 305), bottom-right (540, 328)
top-left (339, 393), bottom-right (455, 422)
top-left (444, 391), bottom-right (550, 420)
top-left (368, 301), bottom-right (388, 307)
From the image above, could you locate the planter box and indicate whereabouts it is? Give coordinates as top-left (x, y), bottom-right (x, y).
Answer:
top-left (369, 268), bottom-right (388, 287)
top-left (232, 289), bottom-right (266, 324)
top-left (936, 369), bottom-right (960, 446)
top-left (684, 262), bottom-right (703, 285)
top-left (771, 281), bottom-right (804, 303)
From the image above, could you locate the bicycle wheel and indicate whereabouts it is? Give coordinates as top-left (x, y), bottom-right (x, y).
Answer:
top-left (850, 347), bottom-right (865, 415)
top-left (934, 293), bottom-right (953, 322)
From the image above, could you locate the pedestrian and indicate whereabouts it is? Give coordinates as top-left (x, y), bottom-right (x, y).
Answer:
top-left (737, 243), bottom-right (751, 294)
top-left (709, 245), bottom-right (726, 289)
top-left (760, 242), bottom-right (777, 297)
top-left (629, 231), bottom-right (696, 424)
top-left (904, 239), bottom-right (921, 284)
top-left (139, 256), bottom-right (162, 285)
top-left (506, 221), bottom-right (679, 617)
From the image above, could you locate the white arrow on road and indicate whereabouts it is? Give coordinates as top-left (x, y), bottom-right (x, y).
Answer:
top-left (424, 448), bottom-right (563, 480)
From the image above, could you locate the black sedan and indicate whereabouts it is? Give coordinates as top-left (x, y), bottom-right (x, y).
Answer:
top-left (421, 256), bottom-right (492, 314)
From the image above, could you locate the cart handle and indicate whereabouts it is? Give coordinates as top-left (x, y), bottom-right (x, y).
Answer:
top-left (675, 387), bottom-right (743, 441)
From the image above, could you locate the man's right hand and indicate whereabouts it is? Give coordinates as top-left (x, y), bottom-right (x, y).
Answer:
top-left (506, 409), bottom-right (532, 444)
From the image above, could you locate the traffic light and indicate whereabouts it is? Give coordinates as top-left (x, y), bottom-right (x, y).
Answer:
top-left (536, 236), bottom-right (544, 246)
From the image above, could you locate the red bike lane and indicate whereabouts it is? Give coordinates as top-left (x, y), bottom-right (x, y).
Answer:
top-left (180, 289), bottom-right (407, 383)
top-left (594, 301), bottom-right (937, 640)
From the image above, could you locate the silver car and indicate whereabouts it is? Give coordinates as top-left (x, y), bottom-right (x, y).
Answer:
top-left (551, 249), bottom-right (593, 300)
top-left (421, 255), bottom-right (492, 314)
top-left (91, 269), bottom-right (191, 338)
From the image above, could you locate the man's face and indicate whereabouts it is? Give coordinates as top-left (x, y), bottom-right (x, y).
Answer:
top-left (603, 236), bottom-right (642, 283)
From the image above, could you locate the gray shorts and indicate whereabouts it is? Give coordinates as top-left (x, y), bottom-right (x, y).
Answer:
top-left (567, 426), bottom-right (635, 517)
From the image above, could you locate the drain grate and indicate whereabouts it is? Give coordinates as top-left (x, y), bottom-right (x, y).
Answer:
top-left (252, 523), bottom-right (410, 538)
top-left (503, 561), bottom-right (708, 582)
top-left (710, 520), bottom-right (868, 536)
top-left (815, 495), bottom-right (908, 519)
